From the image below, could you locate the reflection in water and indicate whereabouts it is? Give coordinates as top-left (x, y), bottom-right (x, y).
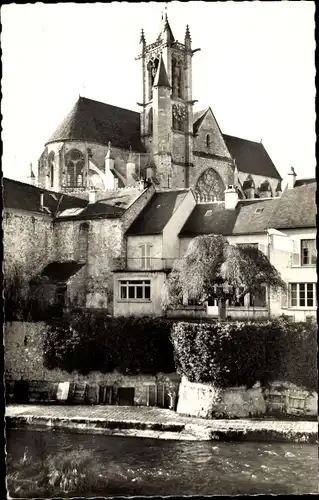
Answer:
top-left (6, 428), bottom-right (318, 496)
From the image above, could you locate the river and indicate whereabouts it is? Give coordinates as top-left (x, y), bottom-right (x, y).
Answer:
top-left (6, 428), bottom-right (318, 496)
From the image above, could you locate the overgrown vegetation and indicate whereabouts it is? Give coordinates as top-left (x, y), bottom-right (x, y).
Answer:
top-left (7, 440), bottom-right (108, 498)
top-left (162, 234), bottom-right (286, 319)
top-left (43, 311), bottom-right (175, 375)
top-left (170, 317), bottom-right (317, 392)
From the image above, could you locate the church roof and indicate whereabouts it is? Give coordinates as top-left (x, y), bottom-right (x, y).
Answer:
top-left (157, 13), bottom-right (175, 44)
top-left (179, 180), bottom-right (316, 236)
top-left (223, 134), bottom-right (281, 180)
top-left (126, 190), bottom-right (189, 235)
top-left (3, 177), bottom-right (87, 215)
top-left (193, 109), bottom-right (281, 180)
top-left (46, 97), bottom-right (146, 153)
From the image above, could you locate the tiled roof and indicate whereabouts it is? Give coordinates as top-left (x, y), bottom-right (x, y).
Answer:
top-left (40, 261), bottom-right (84, 283)
top-left (3, 178), bottom-right (87, 215)
top-left (294, 178), bottom-right (316, 187)
top-left (180, 181), bottom-right (316, 236)
top-left (223, 134), bottom-right (281, 180)
top-left (46, 97), bottom-right (146, 153)
top-left (268, 181), bottom-right (316, 229)
top-left (179, 199), bottom-right (274, 236)
top-left (56, 200), bottom-right (125, 221)
top-left (126, 190), bottom-right (189, 235)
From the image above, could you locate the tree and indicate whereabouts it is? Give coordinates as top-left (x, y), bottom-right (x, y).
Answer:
top-left (4, 261), bottom-right (29, 321)
top-left (162, 234), bottom-right (286, 320)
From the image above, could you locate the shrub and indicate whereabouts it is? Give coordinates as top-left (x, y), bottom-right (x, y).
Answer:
top-left (43, 311), bottom-right (175, 375)
top-left (170, 318), bottom-right (318, 391)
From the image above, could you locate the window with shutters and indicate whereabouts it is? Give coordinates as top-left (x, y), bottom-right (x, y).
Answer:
top-left (140, 244), bottom-right (152, 269)
top-left (289, 283), bottom-right (316, 308)
top-left (119, 280), bottom-right (151, 301)
top-left (301, 239), bottom-right (316, 266)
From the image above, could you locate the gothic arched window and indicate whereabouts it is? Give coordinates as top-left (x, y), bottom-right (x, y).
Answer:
top-left (195, 168), bottom-right (225, 202)
top-left (78, 222), bottom-right (89, 262)
top-left (147, 58), bottom-right (159, 100)
top-left (48, 151), bottom-right (55, 188)
top-left (65, 149), bottom-right (85, 187)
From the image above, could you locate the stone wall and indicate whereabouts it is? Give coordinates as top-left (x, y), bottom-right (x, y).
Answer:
top-left (176, 377), bottom-right (318, 419)
top-left (4, 321), bottom-right (179, 407)
top-left (3, 209), bottom-right (54, 280)
top-left (177, 377), bottom-right (266, 419)
top-left (264, 381), bottom-right (317, 418)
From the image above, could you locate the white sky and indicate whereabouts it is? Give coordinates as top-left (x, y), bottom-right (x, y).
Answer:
top-left (1, 1), bottom-right (316, 183)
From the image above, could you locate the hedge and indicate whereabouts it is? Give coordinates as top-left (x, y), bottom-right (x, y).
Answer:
top-left (170, 317), bottom-right (317, 392)
top-left (43, 312), bottom-right (175, 375)
top-left (42, 312), bottom-right (317, 392)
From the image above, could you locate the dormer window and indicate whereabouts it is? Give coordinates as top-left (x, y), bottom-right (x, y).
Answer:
top-left (206, 134), bottom-right (211, 148)
top-left (254, 207), bottom-right (264, 214)
top-left (204, 210), bottom-right (213, 217)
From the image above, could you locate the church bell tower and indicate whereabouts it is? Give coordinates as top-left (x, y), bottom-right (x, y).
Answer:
top-left (137, 11), bottom-right (200, 188)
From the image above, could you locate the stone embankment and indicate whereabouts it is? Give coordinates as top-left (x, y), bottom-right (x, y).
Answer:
top-left (6, 405), bottom-right (318, 444)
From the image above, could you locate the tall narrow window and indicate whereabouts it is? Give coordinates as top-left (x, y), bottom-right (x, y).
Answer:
top-left (78, 223), bottom-right (89, 262)
top-left (48, 151), bottom-right (55, 188)
top-left (301, 239), bottom-right (317, 266)
top-left (206, 134), bottom-right (211, 148)
top-left (148, 107), bottom-right (153, 135)
top-left (50, 164), bottom-right (54, 188)
top-left (140, 244), bottom-right (152, 269)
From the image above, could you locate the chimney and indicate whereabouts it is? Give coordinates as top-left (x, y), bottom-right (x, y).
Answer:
top-left (224, 185), bottom-right (238, 210)
top-left (286, 167), bottom-right (297, 189)
top-left (40, 192), bottom-right (44, 210)
top-left (88, 189), bottom-right (96, 204)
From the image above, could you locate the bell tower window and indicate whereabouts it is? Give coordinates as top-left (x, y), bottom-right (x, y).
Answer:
top-left (64, 149), bottom-right (85, 188)
top-left (147, 58), bottom-right (159, 100)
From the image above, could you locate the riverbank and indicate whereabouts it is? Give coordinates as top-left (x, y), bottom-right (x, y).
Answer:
top-left (6, 405), bottom-right (318, 443)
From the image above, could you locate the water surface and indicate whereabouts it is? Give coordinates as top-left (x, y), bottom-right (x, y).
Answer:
top-left (6, 428), bottom-right (318, 496)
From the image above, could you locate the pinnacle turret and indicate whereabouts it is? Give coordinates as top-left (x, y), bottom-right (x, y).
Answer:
top-left (140, 28), bottom-right (146, 46)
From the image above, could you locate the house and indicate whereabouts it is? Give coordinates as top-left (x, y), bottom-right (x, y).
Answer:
top-left (3, 14), bottom-right (315, 321)
top-left (117, 176), bottom-right (316, 322)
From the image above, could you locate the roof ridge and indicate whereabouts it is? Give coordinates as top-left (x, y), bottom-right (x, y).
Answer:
top-left (3, 177), bottom-right (87, 202)
top-left (78, 96), bottom-right (139, 116)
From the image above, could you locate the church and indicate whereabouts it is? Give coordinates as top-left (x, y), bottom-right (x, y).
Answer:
top-left (4, 13), bottom-right (316, 322)
top-left (37, 12), bottom-right (282, 201)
